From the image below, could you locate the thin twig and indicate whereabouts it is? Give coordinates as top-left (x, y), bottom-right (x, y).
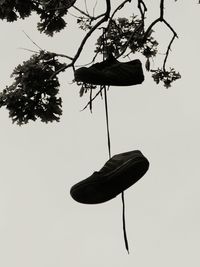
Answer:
top-left (144, 0), bottom-right (178, 39)
top-left (163, 19), bottom-right (178, 37)
top-left (109, 0), bottom-right (131, 22)
top-left (84, 0), bottom-right (89, 16)
top-left (75, 51), bottom-right (99, 67)
top-left (138, 0), bottom-right (147, 22)
top-left (143, 18), bottom-right (160, 39)
top-left (22, 31), bottom-right (42, 50)
top-left (93, 0), bottom-right (98, 17)
top-left (18, 47), bottom-right (39, 54)
top-left (140, 0), bottom-right (147, 12)
top-left (73, 5), bottom-right (92, 18)
top-left (73, 5), bottom-right (105, 21)
top-left (163, 33), bottom-right (176, 71)
top-left (81, 86), bottom-right (104, 111)
top-left (68, 11), bottom-right (81, 19)
top-left (143, 0), bottom-right (178, 71)
top-left (50, 52), bottom-right (74, 60)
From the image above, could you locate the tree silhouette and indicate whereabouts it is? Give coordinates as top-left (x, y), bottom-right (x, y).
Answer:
top-left (0, 0), bottom-right (198, 125)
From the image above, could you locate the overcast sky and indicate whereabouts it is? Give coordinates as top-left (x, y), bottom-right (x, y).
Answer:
top-left (0, 1), bottom-right (200, 267)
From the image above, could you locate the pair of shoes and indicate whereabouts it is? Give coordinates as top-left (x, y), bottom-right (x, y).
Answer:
top-left (70, 150), bottom-right (149, 204)
top-left (74, 54), bottom-right (144, 86)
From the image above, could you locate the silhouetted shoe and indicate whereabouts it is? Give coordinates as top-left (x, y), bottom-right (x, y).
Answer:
top-left (74, 55), bottom-right (144, 86)
top-left (70, 150), bottom-right (149, 204)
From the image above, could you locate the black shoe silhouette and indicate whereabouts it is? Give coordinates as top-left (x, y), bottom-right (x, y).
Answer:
top-left (70, 150), bottom-right (149, 204)
top-left (75, 55), bottom-right (144, 86)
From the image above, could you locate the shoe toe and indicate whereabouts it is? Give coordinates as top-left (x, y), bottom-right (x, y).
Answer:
top-left (70, 178), bottom-right (112, 204)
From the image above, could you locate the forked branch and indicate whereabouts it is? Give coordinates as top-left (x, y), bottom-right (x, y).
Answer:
top-left (51, 0), bottom-right (111, 77)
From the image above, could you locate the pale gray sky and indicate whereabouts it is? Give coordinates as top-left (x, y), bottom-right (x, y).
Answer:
top-left (0, 1), bottom-right (200, 267)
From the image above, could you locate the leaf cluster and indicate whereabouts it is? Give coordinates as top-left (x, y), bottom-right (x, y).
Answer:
top-left (37, 0), bottom-right (73, 36)
top-left (152, 68), bottom-right (181, 88)
top-left (77, 17), bottom-right (93, 31)
top-left (0, 0), bottom-right (76, 36)
top-left (0, 51), bottom-right (66, 125)
top-left (95, 16), bottom-right (158, 58)
top-left (0, 0), bottom-right (32, 21)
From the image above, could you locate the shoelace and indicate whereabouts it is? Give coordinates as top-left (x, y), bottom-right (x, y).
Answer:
top-left (103, 84), bottom-right (129, 254)
top-left (122, 191), bottom-right (129, 254)
top-left (101, 28), bottom-right (129, 254)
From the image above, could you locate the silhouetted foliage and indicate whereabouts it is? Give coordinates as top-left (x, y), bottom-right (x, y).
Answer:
top-left (0, 0), bottom-right (32, 21)
top-left (95, 17), bottom-right (158, 58)
top-left (152, 68), bottom-right (181, 88)
top-left (0, 0), bottom-right (76, 35)
top-left (0, 0), bottom-right (198, 124)
top-left (0, 51), bottom-right (65, 125)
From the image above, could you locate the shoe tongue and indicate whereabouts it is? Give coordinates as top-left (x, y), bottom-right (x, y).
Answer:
top-left (94, 56), bottom-right (119, 70)
top-left (98, 154), bottom-right (125, 174)
top-left (98, 151), bottom-right (142, 174)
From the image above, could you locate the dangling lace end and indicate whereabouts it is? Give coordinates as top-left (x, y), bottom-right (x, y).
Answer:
top-left (122, 191), bottom-right (130, 254)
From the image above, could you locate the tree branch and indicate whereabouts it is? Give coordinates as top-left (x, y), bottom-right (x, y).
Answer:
top-left (163, 19), bottom-right (178, 37)
top-left (163, 33), bottom-right (176, 71)
top-left (109, 0), bottom-right (131, 22)
top-left (138, 0), bottom-right (147, 22)
top-left (81, 86), bottom-right (104, 111)
top-left (144, 0), bottom-right (178, 39)
top-left (160, 0), bottom-right (164, 20)
top-left (73, 5), bottom-right (105, 20)
top-left (51, 0), bottom-right (111, 78)
top-left (143, 18), bottom-right (160, 39)
top-left (50, 52), bottom-right (74, 60)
